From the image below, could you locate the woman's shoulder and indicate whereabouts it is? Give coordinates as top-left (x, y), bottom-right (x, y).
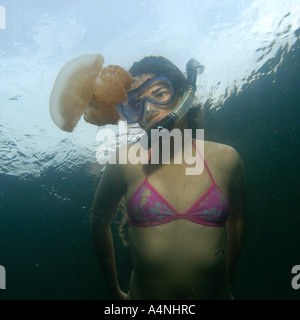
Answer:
top-left (204, 140), bottom-right (239, 156)
top-left (111, 142), bottom-right (145, 176)
top-left (202, 140), bottom-right (243, 171)
top-left (101, 144), bottom-right (131, 178)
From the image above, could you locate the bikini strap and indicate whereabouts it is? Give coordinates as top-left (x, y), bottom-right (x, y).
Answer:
top-left (145, 150), bottom-right (152, 179)
top-left (146, 142), bottom-right (215, 183)
top-left (192, 141), bottom-right (215, 184)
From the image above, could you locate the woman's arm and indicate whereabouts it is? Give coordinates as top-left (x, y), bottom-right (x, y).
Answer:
top-left (225, 149), bottom-right (246, 284)
top-left (90, 162), bottom-right (128, 299)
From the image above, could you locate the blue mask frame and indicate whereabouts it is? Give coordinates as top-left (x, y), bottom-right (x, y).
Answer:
top-left (117, 75), bottom-right (176, 124)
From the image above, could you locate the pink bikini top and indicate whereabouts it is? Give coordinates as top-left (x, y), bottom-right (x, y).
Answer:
top-left (128, 142), bottom-right (230, 227)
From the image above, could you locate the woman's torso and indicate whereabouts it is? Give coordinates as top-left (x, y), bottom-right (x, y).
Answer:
top-left (123, 140), bottom-right (233, 299)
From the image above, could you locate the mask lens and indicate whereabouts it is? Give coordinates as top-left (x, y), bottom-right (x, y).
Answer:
top-left (137, 78), bottom-right (174, 106)
top-left (117, 76), bottom-right (175, 123)
top-left (117, 100), bottom-right (140, 124)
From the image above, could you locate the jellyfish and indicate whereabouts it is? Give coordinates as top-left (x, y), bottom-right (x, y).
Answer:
top-left (49, 54), bottom-right (132, 132)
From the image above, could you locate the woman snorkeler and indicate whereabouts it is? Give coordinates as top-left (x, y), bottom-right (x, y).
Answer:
top-left (90, 56), bottom-right (246, 300)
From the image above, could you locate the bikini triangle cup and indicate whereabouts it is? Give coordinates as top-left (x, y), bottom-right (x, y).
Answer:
top-left (129, 141), bottom-right (230, 227)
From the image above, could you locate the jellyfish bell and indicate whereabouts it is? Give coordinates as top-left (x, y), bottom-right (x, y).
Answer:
top-left (49, 54), bottom-right (132, 132)
top-left (49, 54), bottom-right (104, 132)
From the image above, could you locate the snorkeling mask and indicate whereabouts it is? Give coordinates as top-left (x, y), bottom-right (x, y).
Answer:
top-left (119, 58), bottom-right (204, 148)
top-left (117, 75), bottom-right (176, 124)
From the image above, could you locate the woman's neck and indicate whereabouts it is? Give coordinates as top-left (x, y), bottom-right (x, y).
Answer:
top-left (149, 116), bottom-right (195, 165)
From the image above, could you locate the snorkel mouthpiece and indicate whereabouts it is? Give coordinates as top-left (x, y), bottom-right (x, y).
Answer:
top-left (145, 58), bottom-right (204, 149)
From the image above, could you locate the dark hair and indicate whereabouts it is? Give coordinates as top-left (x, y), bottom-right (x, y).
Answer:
top-left (187, 105), bottom-right (205, 135)
top-left (129, 56), bottom-right (188, 95)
